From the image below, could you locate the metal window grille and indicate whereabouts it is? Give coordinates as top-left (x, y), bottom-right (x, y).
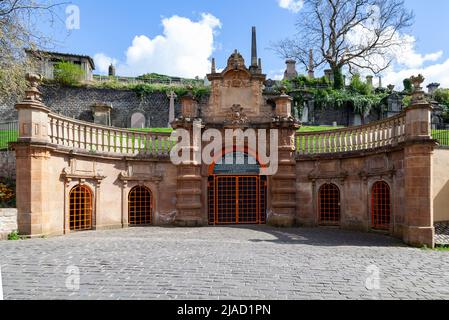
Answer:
top-left (208, 175), bottom-right (267, 225)
top-left (69, 185), bottom-right (93, 231)
top-left (128, 186), bottom-right (153, 226)
top-left (319, 183), bottom-right (341, 225)
top-left (371, 181), bottom-right (391, 230)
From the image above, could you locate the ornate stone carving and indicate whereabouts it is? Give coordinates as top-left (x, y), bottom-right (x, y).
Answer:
top-left (226, 104), bottom-right (248, 126)
top-left (25, 73), bottom-right (43, 102)
top-left (410, 74), bottom-right (426, 104)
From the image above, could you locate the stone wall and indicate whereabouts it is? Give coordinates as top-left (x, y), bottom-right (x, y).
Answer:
top-left (433, 148), bottom-right (449, 222)
top-left (312, 105), bottom-right (381, 126)
top-left (39, 85), bottom-right (186, 128)
top-left (0, 151), bottom-right (16, 178)
top-left (0, 208), bottom-right (18, 240)
top-left (296, 151), bottom-right (405, 236)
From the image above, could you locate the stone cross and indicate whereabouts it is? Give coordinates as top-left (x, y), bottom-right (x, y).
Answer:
top-left (167, 91), bottom-right (177, 128)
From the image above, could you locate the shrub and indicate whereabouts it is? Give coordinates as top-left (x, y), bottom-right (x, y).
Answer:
top-left (54, 61), bottom-right (85, 86)
top-left (0, 178), bottom-right (16, 208)
top-left (403, 78), bottom-right (413, 93)
top-left (8, 230), bottom-right (20, 241)
top-left (349, 74), bottom-right (372, 95)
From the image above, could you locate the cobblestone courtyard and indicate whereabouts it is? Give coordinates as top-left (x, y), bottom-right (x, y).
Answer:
top-left (0, 227), bottom-right (448, 300)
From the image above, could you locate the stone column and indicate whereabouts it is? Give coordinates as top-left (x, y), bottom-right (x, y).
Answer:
top-left (173, 92), bottom-right (204, 226)
top-left (403, 74), bottom-right (436, 248)
top-left (270, 92), bottom-right (299, 227)
top-left (14, 74), bottom-right (54, 237)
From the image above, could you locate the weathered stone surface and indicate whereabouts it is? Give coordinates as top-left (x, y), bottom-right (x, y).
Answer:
top-left (0, 208), bottom-right (18, 240)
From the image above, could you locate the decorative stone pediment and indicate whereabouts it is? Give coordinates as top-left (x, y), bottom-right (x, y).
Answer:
top-left (204, 50), bottom-right (268, 123)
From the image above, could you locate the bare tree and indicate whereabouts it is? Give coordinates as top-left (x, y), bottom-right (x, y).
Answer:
top-left (0, 0), bottom-right (65, 103)
top-left (273, 0), bottom-right (414, 88)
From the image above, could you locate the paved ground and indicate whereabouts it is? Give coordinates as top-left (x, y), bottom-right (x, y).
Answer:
top-left (0, 226), bottom-right (448, 300)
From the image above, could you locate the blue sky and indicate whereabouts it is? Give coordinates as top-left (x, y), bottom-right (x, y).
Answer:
top-left (44, 0), bottom-right (449, 88)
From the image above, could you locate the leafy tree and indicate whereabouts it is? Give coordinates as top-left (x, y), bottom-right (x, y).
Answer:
top-left (53, 61), bottom-right (85, 86)
top-left (434, 88), bottom-right (449, 108)
top-left (350, 74), bottom-right (372, 95)
top-left (0, 0), bottom-right (64, 103)
top-left (403, 78), bottom-right (413, 93)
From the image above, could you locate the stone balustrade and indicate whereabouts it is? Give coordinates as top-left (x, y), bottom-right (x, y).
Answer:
top-left (48, 113), bottom-right (174, 157)
top-left (296, 113), bottom-right (406, 155)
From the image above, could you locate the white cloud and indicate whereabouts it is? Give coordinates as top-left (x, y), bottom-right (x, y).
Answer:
top-left (383, 58), bottom-right (449, 90)
top-left (95, 13), bottom-right (221, 78)
top-left (268, 69), bottom-right (285, 80)
top-left (343, 9), bottom-right (447, 90)
top-left (278, 0), bottom-right (304, 13)
top-left (93, 53), bottom-right (117, 74)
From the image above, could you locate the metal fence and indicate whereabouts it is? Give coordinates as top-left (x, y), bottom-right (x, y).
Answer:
top-left (432, 122), bottom-right (449, 147)
top-left (0, 121), bottom-right (18, 151)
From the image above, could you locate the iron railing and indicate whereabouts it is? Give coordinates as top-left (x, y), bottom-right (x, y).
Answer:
top-left (432, 123), bottom-right (449, 147)
top-left (0, 121), bottom-right (18, 151)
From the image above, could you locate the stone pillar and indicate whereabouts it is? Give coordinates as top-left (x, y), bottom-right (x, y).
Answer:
top-left (91, 103), bottom-right (112, 126)
top-left (173, 93), bottom-right (204, 226)
top-left (366, 75), bottom-right (373, 87)
top-left (403, 74), bottom-right (436, 248)
top-left (270, 93), bottom-right (299, 227)
top-left (14, 74), bottom-right (54, 237)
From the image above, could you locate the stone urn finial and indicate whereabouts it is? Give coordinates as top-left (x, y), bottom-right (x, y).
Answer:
top-left (278, 84), bottom-right (287, 95)
top-left (24, 73), bottom-right (43, 103)
top-left (410, 74), bottom-right (426, 104)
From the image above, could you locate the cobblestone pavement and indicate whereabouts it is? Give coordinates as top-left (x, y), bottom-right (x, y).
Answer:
top-left (0, 226), bottom-right (448, 300)
top-left (435, 222), bottom-right (449, 245)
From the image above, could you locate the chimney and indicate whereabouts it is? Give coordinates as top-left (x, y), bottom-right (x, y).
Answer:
top-left (283, 59), bottom-right (298, 80)
top-left (427, 83), bottom-right (440, 95)
top-left (324, 69), bottom-right (333, 82)
top-left (378, 76), bottom-right (382, 88)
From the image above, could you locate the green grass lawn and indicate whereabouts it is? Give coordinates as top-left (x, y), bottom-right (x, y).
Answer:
top-left (0, 130), bottom-right (18, 150)
top-left (2, 126), bottom-right (448, 152)
top-left (298, 126), bottom-right (343, 132)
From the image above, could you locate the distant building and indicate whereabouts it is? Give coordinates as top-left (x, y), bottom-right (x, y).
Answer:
top-left (25, 49), bottom-right (95, 81)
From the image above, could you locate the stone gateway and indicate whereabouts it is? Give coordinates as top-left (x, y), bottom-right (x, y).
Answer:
top-left (11, 32), bottom-right (449, 248)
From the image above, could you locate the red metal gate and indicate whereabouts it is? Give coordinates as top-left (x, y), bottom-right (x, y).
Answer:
top-left (208, 176), bottom-right (267, 225)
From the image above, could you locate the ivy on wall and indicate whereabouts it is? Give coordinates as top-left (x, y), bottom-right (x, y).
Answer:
top-left (281, 74), bottom-right (389, 117)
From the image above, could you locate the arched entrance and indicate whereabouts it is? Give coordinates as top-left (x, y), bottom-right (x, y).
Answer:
top-left (208, 152), bottom-right (267, 225)
top-left (128, 186), bottom-right (153, 226)
top-left (69, 185), bottom-right (93, 231)
top-left (371, 181), bottom-right (391, 230)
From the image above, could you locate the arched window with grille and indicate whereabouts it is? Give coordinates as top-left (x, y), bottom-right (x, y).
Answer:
top-left (318, 183), bottom-right (341, 225)
top-left (69, 185), bottom-right (93, 231)
top-left (128, 186), bottom-right (153, 226)
top-left (371, 181), bottom-right (391, 230)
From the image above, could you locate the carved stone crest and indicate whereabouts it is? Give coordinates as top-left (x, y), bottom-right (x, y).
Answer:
top-left (226, 104), bottom-right (248, 126)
